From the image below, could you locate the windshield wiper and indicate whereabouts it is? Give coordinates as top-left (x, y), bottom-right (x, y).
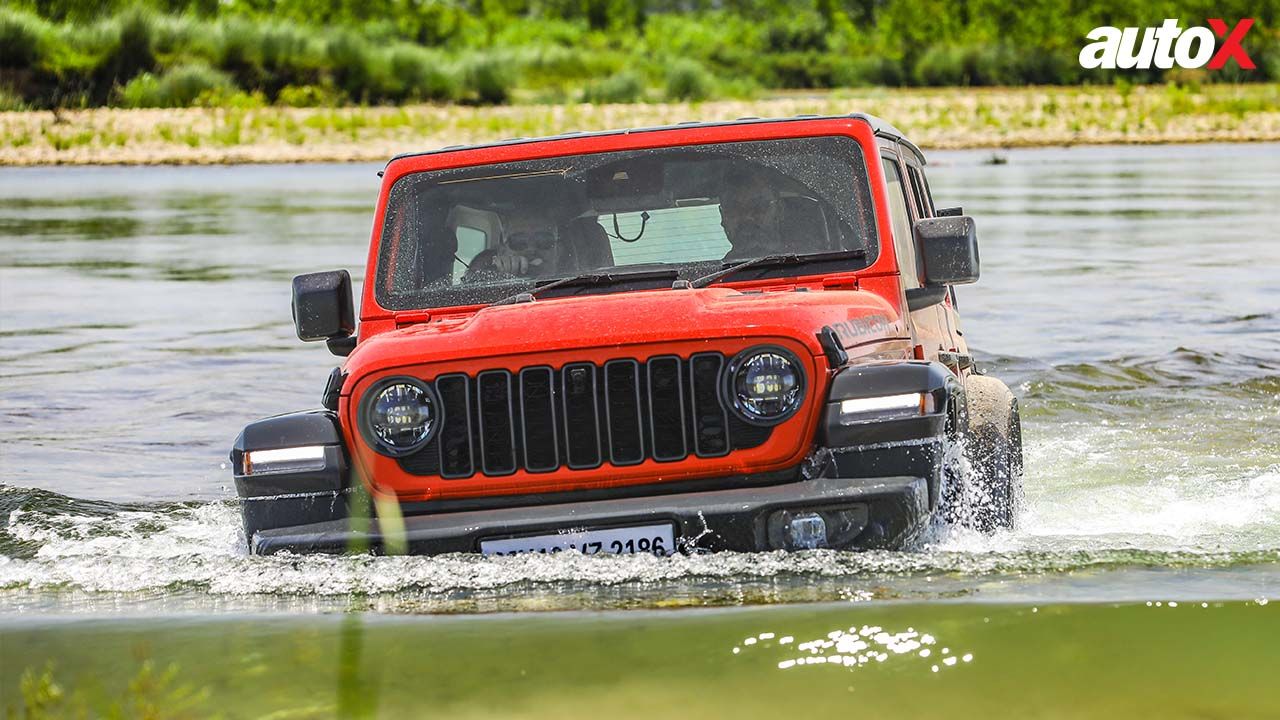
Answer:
top-left (689, 249), bottom-right (867, 289)
top-left (490, 267), bottom-right (679, 306)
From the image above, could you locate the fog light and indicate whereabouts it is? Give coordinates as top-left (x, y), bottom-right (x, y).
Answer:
top-left (768, 506), bottom-right (870, 551)
top-left (243, 446), bottom-right (326, 475)
top-left (785, 511), bottom-right (827, 550)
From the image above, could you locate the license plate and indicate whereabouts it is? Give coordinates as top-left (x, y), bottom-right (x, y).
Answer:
top-left (480, 523), bottom-right (676, 557)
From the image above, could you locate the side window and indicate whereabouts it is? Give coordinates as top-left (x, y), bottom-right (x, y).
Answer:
top-left (881, 156), bottom-right (920, 289)
top-left (920, 169), bottom-right (938, 216)
top-left (453, 226), bottom-right (488, 282)
top-left (906, 165), bottom-right (934, 218)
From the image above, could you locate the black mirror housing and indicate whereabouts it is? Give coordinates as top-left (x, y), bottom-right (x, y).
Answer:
top-left (292, 270), bottom-right (355, 343)
top-left (913, 216), bottom-right (980, 287)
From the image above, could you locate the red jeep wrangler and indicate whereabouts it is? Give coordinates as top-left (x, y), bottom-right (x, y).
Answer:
top-left (231, 115), bottom-right (1023, 556)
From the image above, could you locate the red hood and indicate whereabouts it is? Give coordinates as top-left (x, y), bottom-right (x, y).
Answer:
top-left (343, 286), bottom-right (907, 380)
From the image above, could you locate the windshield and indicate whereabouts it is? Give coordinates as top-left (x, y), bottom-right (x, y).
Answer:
top-left (375, 135), bottom-right (878, 310)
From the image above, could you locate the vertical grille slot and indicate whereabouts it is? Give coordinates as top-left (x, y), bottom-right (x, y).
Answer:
top-left (435, 374), bottom-right (474, 478)
top-left (647, 356), bottom-right (687, 461)
top-left (690, 353), bottom-right (730, 457)
top-left (476, 370), bottom-right (516, 475)
top-left (561, 362), bottom-right (602, 469)
top-left (604, 359), bottom-right (644, 465)
top-left (519, 366), bottom-right (558, 472)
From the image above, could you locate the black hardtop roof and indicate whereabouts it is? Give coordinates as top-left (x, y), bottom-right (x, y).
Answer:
top-left (384, 113), bottom-right (925, 170)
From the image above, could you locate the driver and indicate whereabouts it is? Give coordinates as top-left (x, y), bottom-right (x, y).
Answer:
top-left (718, 170), bottom-right (785, 261)
top-left (463, 211), bottom-right (560, 282)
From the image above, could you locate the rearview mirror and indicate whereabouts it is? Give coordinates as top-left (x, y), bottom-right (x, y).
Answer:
top-left (914, 215), bottom-right (980, 286)
top-left (292, 270), bottom-right (355, 353)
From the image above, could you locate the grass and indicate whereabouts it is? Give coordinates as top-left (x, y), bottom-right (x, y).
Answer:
top-left (14, 660), bottom-right (210, 719)
top-left (1, 84), bottom-right (1277, 166)
top-left (7, 4), bottom-right (1278, 114)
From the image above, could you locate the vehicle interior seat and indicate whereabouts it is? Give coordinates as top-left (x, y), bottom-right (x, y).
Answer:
top-left (778, 195), bottom-right (834, 252)
top-left (559, 217), bottom-right (615, 271)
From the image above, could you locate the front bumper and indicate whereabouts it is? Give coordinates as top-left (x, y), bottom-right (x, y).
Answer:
top-left (251, 472), bottom-right (931, 555)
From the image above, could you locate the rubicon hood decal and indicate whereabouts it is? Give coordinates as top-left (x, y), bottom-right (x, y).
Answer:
top-left (823, 314), bottom-right (895, 348)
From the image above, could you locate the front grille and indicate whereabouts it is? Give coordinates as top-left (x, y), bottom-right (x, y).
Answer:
top-left (398, 353), bottom-right (774, 478)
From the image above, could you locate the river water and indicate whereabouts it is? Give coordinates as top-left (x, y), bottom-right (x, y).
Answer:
top-left (1, 143), bottom-right (1278, 717)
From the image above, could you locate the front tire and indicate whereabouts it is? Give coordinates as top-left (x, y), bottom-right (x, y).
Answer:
top-left (958, 374), bottom-right (1023, 532)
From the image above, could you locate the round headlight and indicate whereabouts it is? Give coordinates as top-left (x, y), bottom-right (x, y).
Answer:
top-left (359, 378), bottom-right (440, 456)
top-left (723, 347), bottom-right (805, 425)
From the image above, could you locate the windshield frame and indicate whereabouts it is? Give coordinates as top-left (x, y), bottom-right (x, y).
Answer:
top-left (363, 119), bottom-right (892, 318)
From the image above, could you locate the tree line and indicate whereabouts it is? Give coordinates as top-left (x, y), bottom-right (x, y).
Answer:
top-left (2, 0), bottom-right (1276, 109)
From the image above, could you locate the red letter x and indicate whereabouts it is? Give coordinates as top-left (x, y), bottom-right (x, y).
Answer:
top-left (1207, 19), bottom-right (1255, 69)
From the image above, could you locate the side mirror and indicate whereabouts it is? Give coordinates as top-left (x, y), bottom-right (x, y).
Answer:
top-left (915, 215), bottom-right (979, 286)
top-left (292, 270), bottom-right (355, 355)
top-left (905, 216), bottom-right (979, 311)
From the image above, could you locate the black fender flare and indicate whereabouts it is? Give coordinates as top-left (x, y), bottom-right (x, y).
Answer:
top-left (819, 361), bottom-right (959, 448)
top-left (230, 409), bottom-right (351, 543)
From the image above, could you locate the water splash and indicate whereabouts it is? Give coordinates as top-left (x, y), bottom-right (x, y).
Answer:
top-left (2, 344), bottom-right (1279, 609)
top-left (3, 476), bottom-right (1278, 607)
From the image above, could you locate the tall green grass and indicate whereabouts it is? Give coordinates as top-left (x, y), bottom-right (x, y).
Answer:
top-left (117, 63), bottom-right (233, 108)
top-left (581, 70), bottom-right (646, 104)
top-left (2, 1), bottom-right (1278, 110)
top-left (664, 59), bottom-right (715, 101)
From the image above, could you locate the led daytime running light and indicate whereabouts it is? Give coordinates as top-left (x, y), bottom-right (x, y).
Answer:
top-left (838, 392), bottom-right (931, 424)
top-left (244, 446), bottom-right (327, 475)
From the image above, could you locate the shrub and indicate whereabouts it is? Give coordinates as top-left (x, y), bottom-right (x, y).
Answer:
top-left (0, 9), bottom-right (50, 69)
top-left (105, 8), bottom-right (158, 83)
top-left (830, 56), bottom-right (903, 87)
top-left (0, 87), bottom-right (30, 111)
top-left (324, 30), bottom-right (375, 102)
top-left (276, 83), bottom-right (344, 107)
top-left (258, 23), bottom-right (322, 94)
top-left (914, 43), bottom-right (1078, 87)
top-left (386, 44), bottom-right (459, 102)
top-left (459, 54), bottom-right (513, 104)
top-left (45, 7), bottom-right (162, 106)
top-left (508, 44), bottom-right (618, 88)
top-left (642, 13), bottom-right (766, 66)
top-left (150, 14), bottom-right (203, 56)
top-left (971, 45), bottom-right (1029, 86)
top-left (117, 63), bottom-right (234, 108)
top-left (664, 58), bottom-right (714, 101)
top-left (763, 52), bottom-right (855, 89)
top-left (194, 87), bottom-right (266, 109)
top-left (914, 45), bottom-right (968, 86)
top-left (491, 17), bottom-right (586, 49)
top-left (394, 0), bottom-right (476, 46)
top-left (34, 22), bottom-right (116, 106)
top-left (1250, 36), bottom-right (1280, 81)
top-left (215, 17), bottom-right (265, 90)
top-left (581, 69), bottom-right (645, 103)
top-left (764, 13), bottom-right (828, 53)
